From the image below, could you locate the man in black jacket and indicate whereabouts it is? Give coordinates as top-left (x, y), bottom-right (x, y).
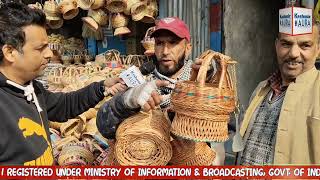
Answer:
top-left (0, 2), bottom-right (126, 165)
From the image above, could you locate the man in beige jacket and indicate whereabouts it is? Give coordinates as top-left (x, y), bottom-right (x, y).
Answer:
top-left (238, 24), bottom-right (320, 165)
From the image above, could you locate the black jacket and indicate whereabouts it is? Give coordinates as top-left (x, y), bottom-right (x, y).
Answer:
top-left (0, 73), bottom-right (105, 165)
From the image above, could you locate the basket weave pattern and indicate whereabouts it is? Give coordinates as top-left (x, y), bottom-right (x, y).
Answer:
top-left (169, 138), bottom-right (216, 166)
top-left (171, 50), bottom-right (237, 142)
top-left (115, 110), bottom-right (172, 165)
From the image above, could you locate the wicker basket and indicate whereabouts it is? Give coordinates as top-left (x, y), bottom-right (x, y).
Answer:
top-left (115, 110), bottom-right (172, 165)
top-left (123, 55), bottom-right (145, 67)
top-left (141, 26), bottom-right (155, 56)
top-left (171, 50), bottom-right (237, 142)
top-left (58, 140), bottom-right (94, 165)
top-left (106, 0), bottom-right (127, 13)
top-left (130, 0), bottom-right (146, 21)
top-left (111, 13), bottom-right (131, 36)
top-left (77, 0), bottom-right (94, 10)
top-left (169, 138), bottom-right (216, 166)
top-left (58, 0), bottom-right (79, 20)
top-left (140, 0), bottom-right (158, 23)
top-left (91, 0), bottom-right (105, 9)
top-left (60, 118), bottom-right (86, 138)
top-left (44, 0), bottom-right (64, 29)
top-left (88, 9), bottom-right (109, 26)
top-left (82, 16), bottom-right (99, 31)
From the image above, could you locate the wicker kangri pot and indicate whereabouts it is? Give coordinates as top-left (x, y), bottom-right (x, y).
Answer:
top-left (171, 50), bottom-right (237, 142)
top-left (114, 110), bottom-right (172, 166)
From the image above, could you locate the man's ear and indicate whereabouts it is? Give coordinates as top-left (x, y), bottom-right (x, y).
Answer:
top-left (184, 42), bottom-right (192, 58)
top-left (2, 45), bottom-right (17, 63)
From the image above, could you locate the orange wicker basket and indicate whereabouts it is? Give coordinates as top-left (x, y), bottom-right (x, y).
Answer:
top-left (169, 138), bottom-right (216, 165)
top-left (171, 50), bottom-right (237, 142)
top-left (115, 110), bottom-right (172, 165)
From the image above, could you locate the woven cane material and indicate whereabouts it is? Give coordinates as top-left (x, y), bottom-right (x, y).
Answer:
top-left (141, 26), bottom-right (155, 56)
top-left (169, 138), bottom-right (216, 166)
top-left (58, 0), bottom-right (79, 20)
top-left (115, 110), bottom-right (172, 165)
top-left (91, 0), bottom-right (105, 9)
top-left (130, 1), bottom-right (146, 21)
top-left (171, 50), bottom-right (237, 142)
top-left (58, 140), bottom-right (95, 165)
top-left (106, 0), bottom-right (127, 13)
top-left (77, 0), bottom-right (94, 10)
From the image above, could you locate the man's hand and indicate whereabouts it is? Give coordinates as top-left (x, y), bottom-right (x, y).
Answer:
top-left (190, 58), bottom-right (203, 80)
top-left (104, 77), bottom-right (127, 96)
top-left (123, 80), bottom-right (170, 111)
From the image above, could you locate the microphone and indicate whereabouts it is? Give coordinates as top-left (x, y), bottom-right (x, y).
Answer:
top-left (139, 61), bottom-right (155, 75)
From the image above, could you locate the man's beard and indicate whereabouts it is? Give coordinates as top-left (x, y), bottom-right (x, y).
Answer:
top-left (155, 54), bottom-right (186, 77)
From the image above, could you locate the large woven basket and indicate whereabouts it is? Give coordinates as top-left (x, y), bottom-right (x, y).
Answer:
top-left (106, 0), bottom-right (127, 13)
top-left (141, 26), bottom-right (155, 56)
top-left (169, 138), bottom-right (216, 166)
top-left (115, 110), bottom-right (172, 165)
top-left (171, 50), bottom-right (237, 142)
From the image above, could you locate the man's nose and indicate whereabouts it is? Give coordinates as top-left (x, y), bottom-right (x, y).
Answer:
top-left (288, 44), bottom-right (300, 59)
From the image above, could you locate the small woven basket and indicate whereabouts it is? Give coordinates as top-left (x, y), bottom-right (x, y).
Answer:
top-left (106, 0), bottom-right (127, 13)
top-left (77, 0), bottom-right (94, 10)
top-left (140, 0), bottom-right (158, 23)
top-left (58, 0), bottom-right (79, 20)
top-left (111, 13), bottom-right (131, 36)
top-left (169, 138), bottom-right (216, 166)
top-left (115, 110), bottom-right (172, 165)
top-left (130, 0), bottom-right (147, 21)
top-left (91, 0), bottom-right (105, 9)
top-left (88, 9), bottom-right (109, 26)
top-left (58, 140), bottom-right (95, 165)
top-left (141, 26), bottom-right (155, 56)
top-left (171, 50), bottom-right (237, 142)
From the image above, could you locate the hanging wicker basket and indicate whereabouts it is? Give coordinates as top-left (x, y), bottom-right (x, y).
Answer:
top-left (77, 0), bottom-right (94, 10)
top-left (169, 138), bottom-right (216, 166)
top-left (106, 0), bottom-right (127, 13)
top-left (141, 26), bottom-right (155, 56)
top-left (171, 50), bottom-right (237, 142)
top-left (115, 110), bottom-right (172, 165)
top-left (112, 13), bottom-right (131, 36)
top-left (90, 0), bottom-right (105, 9)
top-left (58, 0), bottom-right (79, 20)
top-left (44, 0), bottom-right (64, 29)
top-left (88, 9), bottom-right (109, 26)
top-left (140, 0), bottom-right (158, 23)
top-left (130, 1), bottom-right (147, 21)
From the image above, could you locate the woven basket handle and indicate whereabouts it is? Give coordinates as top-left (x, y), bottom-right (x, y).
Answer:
top-left (144, 26), bottom-right (155, 41)
top-left (196, 50), bottom-right (237, 92)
